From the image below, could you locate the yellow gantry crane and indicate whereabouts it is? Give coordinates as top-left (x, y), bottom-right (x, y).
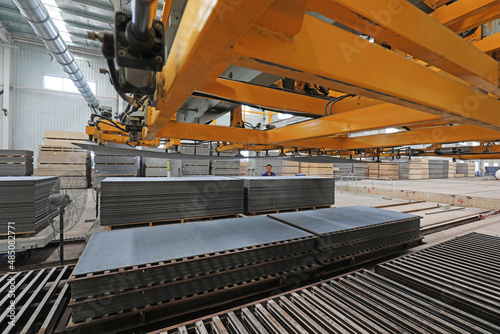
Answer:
top-left (87, 0), bottom-right (500, 159)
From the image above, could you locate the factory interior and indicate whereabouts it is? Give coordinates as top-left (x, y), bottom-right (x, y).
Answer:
top-left (1, 0), bottom-right (500, 333)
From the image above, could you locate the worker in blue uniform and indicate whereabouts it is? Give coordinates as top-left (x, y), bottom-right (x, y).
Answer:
top-left (262, 164), bottom-right (276, 176)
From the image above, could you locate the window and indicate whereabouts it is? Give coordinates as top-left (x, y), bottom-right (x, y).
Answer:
top-left (277, 113), bottom-right (293, 120)
top-left (43, 74), bottom-right (96, 94)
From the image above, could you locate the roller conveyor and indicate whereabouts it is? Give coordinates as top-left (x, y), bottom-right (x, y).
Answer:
top-left (150, 233), bottom-right (500, 334)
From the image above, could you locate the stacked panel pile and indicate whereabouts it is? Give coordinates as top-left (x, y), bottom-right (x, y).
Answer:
top-left (156, 268), bottom-right (499, 334)
top-left (455, 162), bottom-right (470, 177)
top-left (0, 150), bottom-right (33, 176)
top-left (180, 144), bottom-right (210, 176)
top-left (398, 162), bottom-right (409, 180)
top-left (352, 162), bottom-right (366, 177)
top-left (377, 232), bottom-right (500, 325)
top-left (142, 157), bottom-right (169, 177)
top-left (420, 159), bottom-right (430, 179)
top-left (242, 176), bottom-right (334, 213)
top-left (0, 176), bottom-right (59, 233)
top-left (239, 160), bottom-right (249, 175)
top-left (448, 161), bottom-right (456, 177)
top-left (210, 160), bottom-right (240, 176)
top-left (99, 177), bottom-right (244, 226)
top-left (308, 162), bottom-right (334, 177)
top-left (270, 206), bottom-right (421, 267)
top-left (68, 217), bottom-right (316, 324)
top-left (36, 130), bottom-right (90, 188)
top-left (281, 161), bottom-right (299, 176)
top-left (467, 162), bottom-right (476, 177)
top-left (428, 159), bottom-right (449, 179)
top-left (94, 154), bottom-right (138, 178)
top-left (332, 162), bottom-right (353, 177)
top-left (366, 163), bottom-right (399, 179)
top-left (299, 161), bottom-right (309, 174)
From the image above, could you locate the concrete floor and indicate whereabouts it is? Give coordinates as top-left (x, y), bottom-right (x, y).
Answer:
top-left (2, 183), bottom-right (500, 274)
top-left (340, 177), bottom-right (500, 210)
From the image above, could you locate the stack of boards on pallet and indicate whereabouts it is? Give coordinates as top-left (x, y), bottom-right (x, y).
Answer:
top-left (428, 160), bottom-right (449, 179)
top-left (94, 153), bottom-right (138, 178)
top-left (99, 177), bottom-right (244, 227)
top-left (0, 150), bottom-right (33, 176)
top-left (366, 163), bottom-right (399, 179)
top-left (36, 131), bottom-right (90, 188)
top-left (210, 150), bottom-right (240, 176)
top-left (66, 206), bottom-right (421, 332)
top-left (242, 176), bottom-right (334, 213)
top-left (398, 160), bottom-right (423, 180)
top-left (0, 176), bottom-right (59, 233)
top-left (455, 162), bottom-right (476, 178)
top-left (142, 157), bottom-right (169, 177)
top-left (68, 216), bottom-right (316, 326)
top-left (300, 162), bottom-right (333, 176)
top-left (181, 144), bottom-right (211, 176)
top-left (270, 206), bottom-right (421, 271)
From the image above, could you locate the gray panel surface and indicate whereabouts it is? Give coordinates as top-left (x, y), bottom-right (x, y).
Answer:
top-left (269, 206), bottom-right (418, 235)
top-left (73, 216), bottom-right (312, 275)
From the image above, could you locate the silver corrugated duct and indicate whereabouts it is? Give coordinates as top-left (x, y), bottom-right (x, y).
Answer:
top-left (13, 0), bottom-right (99, 108)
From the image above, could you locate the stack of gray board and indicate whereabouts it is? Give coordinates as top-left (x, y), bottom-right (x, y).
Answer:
top-left (0, 176), bottom-right (59, 233)
top-left (0, 150), bottom-right (33, 176)
top-left (180, 145), bottom-right (210, 176)
top-left (270, 206), bottom-right (421, 265)
top-left (353, 162), bottom-right (366, 177)
top-left (242, 176), bottom-right (334, 213)
top-left (428, 159), bottom-right (449, 179)
top-left (143, 157), bottom-right (169, 177)
top-left (210, 160), bottom-right (240, 176)
top-left (68, 216), bottom-right (316, 324)
top-left (456, 162), bottom-right (469, 176)
top-left (99, 177), bottom-right (244, 226)
top-left (94, 154), bottom-right (138, 178)
top-left (211, 150), bottom-right (240, 176)
top-left (399, 162), bottom-right (409, 180)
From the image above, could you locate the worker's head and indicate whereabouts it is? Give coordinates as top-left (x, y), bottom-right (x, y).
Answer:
top-left (266, 164), bottom-right (272, 173)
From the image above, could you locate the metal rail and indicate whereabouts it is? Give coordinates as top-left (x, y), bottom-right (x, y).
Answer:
top-left (377, 232), bottom-right (500, 325)
top-left (154, 264), bottom-right (500, 333)
top-left (0, 265), bottom-right (73, 333)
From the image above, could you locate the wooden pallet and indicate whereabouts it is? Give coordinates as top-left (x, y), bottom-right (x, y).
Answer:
top-left (247, 205), bottom-right (332, 216)
top-left (105, 213), bottom-right (242, 230)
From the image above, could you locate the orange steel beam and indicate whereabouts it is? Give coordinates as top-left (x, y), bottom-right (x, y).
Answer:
top-left (231, 14), bottom-right (500, 131)
top-left (307, 0), bottom-right (500, 96)
top-left (146, 0), bottom-right (276, 139)
top-left (340, 125), bottom-right (500, 150)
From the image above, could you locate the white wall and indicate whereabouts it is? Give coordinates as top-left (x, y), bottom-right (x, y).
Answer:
top-left (0, 41), bottom-right (118, 161)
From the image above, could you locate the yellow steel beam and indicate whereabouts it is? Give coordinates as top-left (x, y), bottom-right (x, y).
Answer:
top-left (148, 0), bottom-right (160, 29)
top-left (198, 78), bottom-right (382, 116)
top-left (159, 121), bottom-right (267, 144)
top-left (444, 3), bottom-right (500, 33)
top-left (424, 0), bottom-right (453, 10)
top-left (307, 0), bottom-right (500, 95)
top-left (473, 32), bottom-right (500, 53)
top-left (232, 14), bottom-right (500, 131)
top-left (431, 0), bottom-right (499, 27)
top-left (146, 0), bottom-right (275, 140)
top-left (266, 104), bottom-right (442, 144)
top-left (341, 125), bottom-right (500, 150)
top-left (160, 0), bottom-right (173, 26)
